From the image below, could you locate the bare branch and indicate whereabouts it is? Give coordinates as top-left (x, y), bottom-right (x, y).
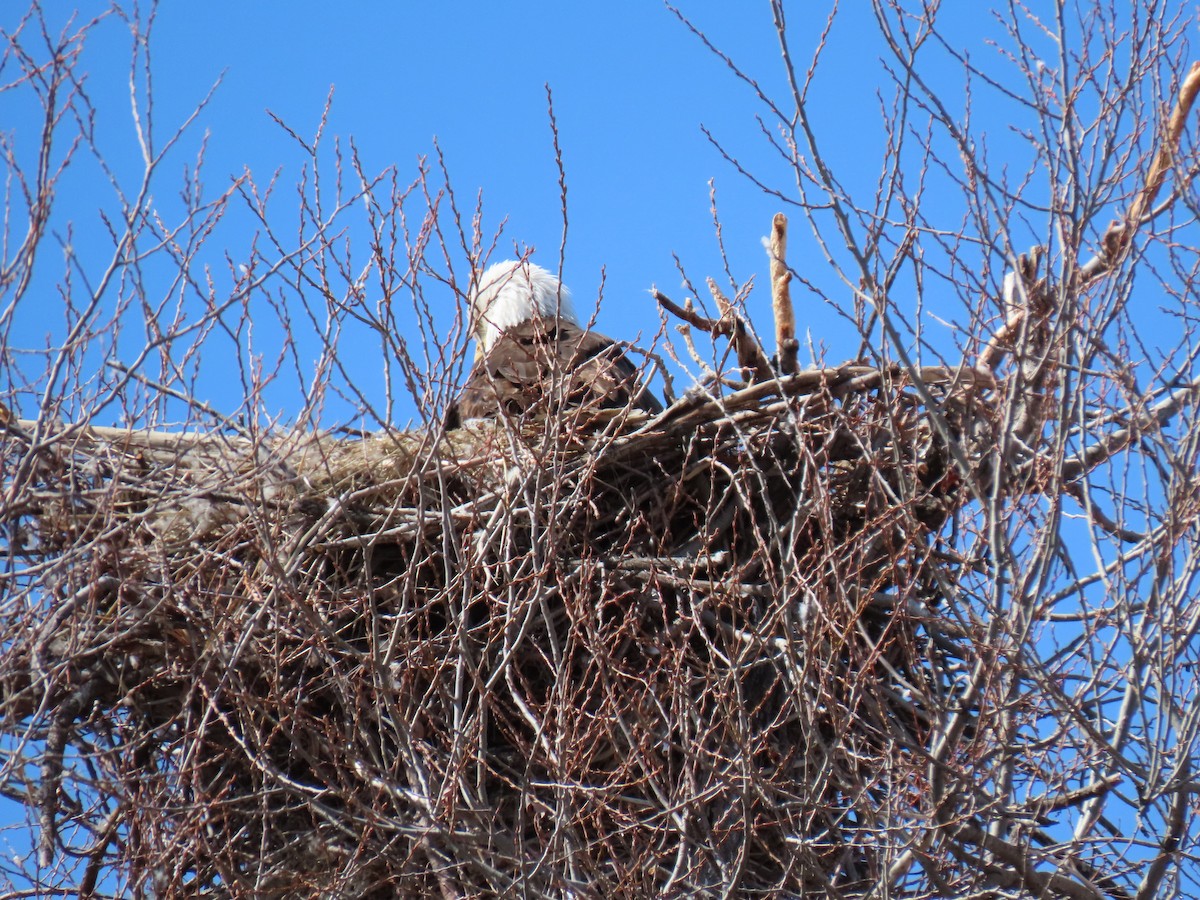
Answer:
top-left (766, 212), bottom-right (798, 375)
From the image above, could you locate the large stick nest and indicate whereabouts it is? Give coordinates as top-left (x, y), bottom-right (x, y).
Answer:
top-left (1, 354), bottom-right (1002, 897)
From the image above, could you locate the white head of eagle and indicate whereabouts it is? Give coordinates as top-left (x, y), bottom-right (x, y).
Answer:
top-left (445, 257), bottom-right (663, 427)
top-left (471, 259), bottom-right (578, 357)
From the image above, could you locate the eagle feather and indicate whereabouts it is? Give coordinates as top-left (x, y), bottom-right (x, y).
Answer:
top-left (446, 260), bottom-right (662, 428)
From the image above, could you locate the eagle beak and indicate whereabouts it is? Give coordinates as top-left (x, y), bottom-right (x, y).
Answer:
top-left (472, 321), bottom-right (489, 362)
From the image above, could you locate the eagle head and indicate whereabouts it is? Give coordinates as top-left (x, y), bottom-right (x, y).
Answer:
top-left (470, 260), bottom-right (578, 358)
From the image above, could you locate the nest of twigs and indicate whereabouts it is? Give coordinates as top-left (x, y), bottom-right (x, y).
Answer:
top-left (0, 337), bottom-right (1004, 896)
top-left (4, 40), bottom-right (1198, 887)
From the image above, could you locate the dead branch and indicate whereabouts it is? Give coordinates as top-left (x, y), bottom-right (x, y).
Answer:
top-left (1081, 59), bottom-right (1200, 282)
top-left (654, 287), bottom-right (774, 383)
top-left (767, 212), bottom-right (798, 375)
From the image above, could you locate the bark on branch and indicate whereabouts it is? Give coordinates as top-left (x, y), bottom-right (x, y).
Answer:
top-left (768, 212), bottom-right (798, 375)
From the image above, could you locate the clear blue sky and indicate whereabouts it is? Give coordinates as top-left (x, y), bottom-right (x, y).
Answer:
top-left (1, 0), bottom-right (1025, 429)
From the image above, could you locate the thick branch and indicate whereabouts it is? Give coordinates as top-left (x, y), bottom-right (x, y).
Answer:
top-left (1061, 376), bottom-right (1200, 482)
top-left (767, 212), bottom-right (798, 374)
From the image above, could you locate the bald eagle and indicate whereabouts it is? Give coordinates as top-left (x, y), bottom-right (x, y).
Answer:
top-left (445, 260), bottom-right (663, 429)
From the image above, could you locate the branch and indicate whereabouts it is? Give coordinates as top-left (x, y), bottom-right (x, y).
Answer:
top-left (39, 678), bottom-right (102, 867)
top-left (766, 212), bottom-right (798, 374)
top-left (953, 822), bottom-right (1107, 900)
top-left (646, 361), bottom-right (995, 432)
top-left (654, 288), bottom-right (773, 383)
top-left (1081, 60), bottom-right (1200, 282)
top-left (978, 246), bottom-right (1047, 374)
top-left (1061, 376), bottom-right (1200, 482)
top-left (983, 63), bottom-right (1200, 377)
top-left (1128, 61), bottom-right (1200, 227)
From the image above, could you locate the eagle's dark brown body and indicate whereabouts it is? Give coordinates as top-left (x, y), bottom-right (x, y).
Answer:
top-left (446, 316), bottom-right (662, 429)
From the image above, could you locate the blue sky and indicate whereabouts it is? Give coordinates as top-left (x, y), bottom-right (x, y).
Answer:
top-left (1, 1), bottom-right (1018, 430)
